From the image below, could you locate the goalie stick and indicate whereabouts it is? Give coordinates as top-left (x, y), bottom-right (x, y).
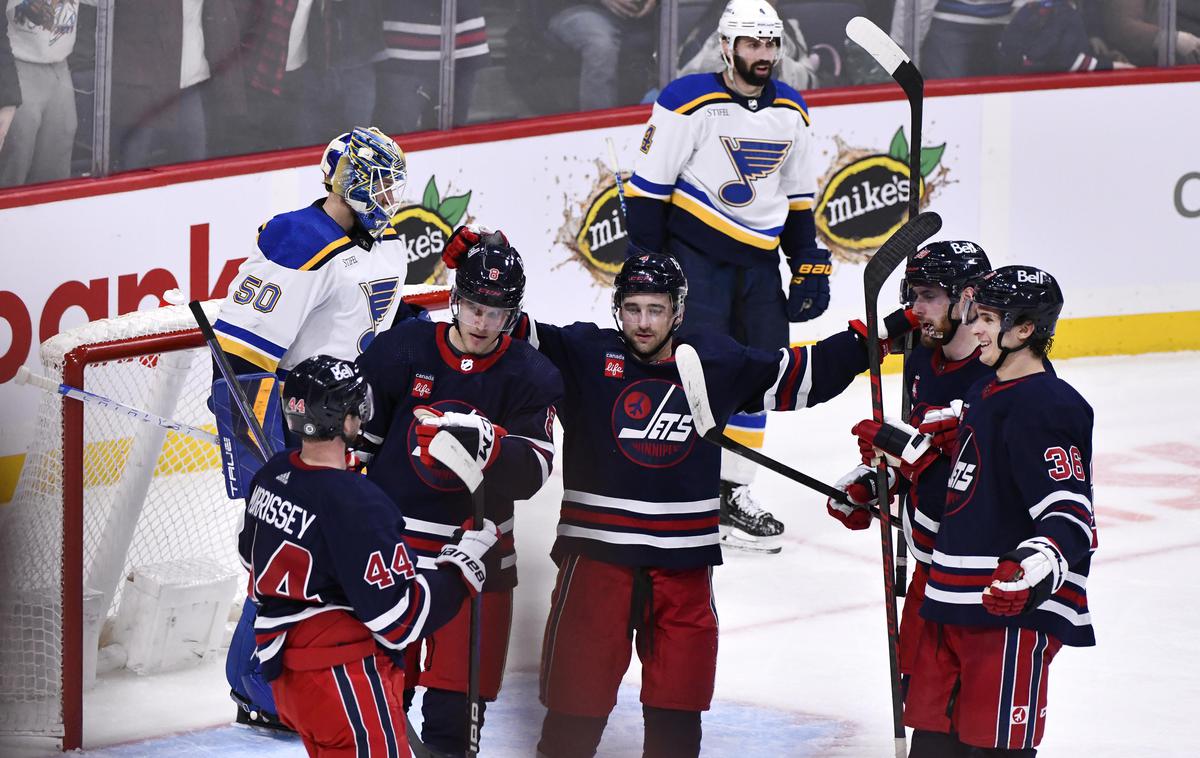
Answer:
top-left (846, 14), bottom-right (927, 599)
top-left (13, 365), bottom-right (219, 445)
top-left (674, 343), bottom-right (889, 521)
top-left (863, 210), bottom-right (942, 758)
top-left (422, 411), bottom-right (486, 758)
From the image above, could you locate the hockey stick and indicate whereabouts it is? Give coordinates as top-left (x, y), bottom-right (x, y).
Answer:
top-left (13, 366), bottom-right (220, 445)
top-left (425, 426), bottom-right (486, 758)
top-left (846, 15), bottom-right (926, 599)
top-left (605, 137), bottom-right (631, 224)
top-left (863, 210), bottom-right (942, 758)
top-left (188, 301), bottom-right (276, 463)
top-left (674, 344), bottom-right (889, 521)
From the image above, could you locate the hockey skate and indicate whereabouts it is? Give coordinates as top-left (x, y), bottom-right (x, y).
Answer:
top-left (719, 481), bottom-right (785, 554)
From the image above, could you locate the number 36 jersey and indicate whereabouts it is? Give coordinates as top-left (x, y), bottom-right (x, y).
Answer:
top-left (923, 368), bottom-right (1098, 647)
top-left (214, 201), bottom-right (410, 375)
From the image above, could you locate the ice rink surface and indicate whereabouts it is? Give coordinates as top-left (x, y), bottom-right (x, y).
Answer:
top-left (5, 351), bottom-right (1197, 757)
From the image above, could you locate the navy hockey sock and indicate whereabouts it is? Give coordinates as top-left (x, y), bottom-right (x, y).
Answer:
top-left (642, 705), bottom-right (700, 758)
top-left (537, 709), bottom-right (608, 758)
top-left (910, 730), bottom-right (970, 758)
top-left (421, 688), bottom-right (487, 757)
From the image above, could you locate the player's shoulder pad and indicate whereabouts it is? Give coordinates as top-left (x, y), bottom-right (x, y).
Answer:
top-left (770, 80), bottom-right (810, 123)
top-left (657, 73), bottom-right (732, 115)
top-left (364, 315), bottom-right (436, 357)
top-left (505, 338), bottom-right (565, 393)
top-left (257, 204), bottom-right (358, 272)
top-left (1011, 373), bottom-right (1094, 427)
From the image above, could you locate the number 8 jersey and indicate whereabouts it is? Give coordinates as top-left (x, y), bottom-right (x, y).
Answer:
top-left (923, 367), bottom-right (1098, 647)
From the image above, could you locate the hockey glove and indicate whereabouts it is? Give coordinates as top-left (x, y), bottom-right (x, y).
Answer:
top-left (982, 538), bottom-right (1067, 616)
top-left (415, 406), bottom-right (506, 474)
top-left (435, 518), bottom-right (501, 596)
top-left (442, 225), bottom-right (508, 270)
top-left (850, 417), bottom-right (937, 480)
top-left (848, 308), bottom-right (920, 358)
top-left (918, 400), bottom-right (964, 455)
top-left (826, 464), bottom-right (897, 531)
top-left (786, 249), bottom-right (832, 322)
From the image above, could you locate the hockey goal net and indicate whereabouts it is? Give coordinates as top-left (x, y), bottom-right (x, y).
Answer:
top-left (0, 287), bottom-right (449, 749)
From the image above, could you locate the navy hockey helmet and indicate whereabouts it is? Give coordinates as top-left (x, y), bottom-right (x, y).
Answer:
top-left (451, 232), bottom-right (526, 333)
top-left (901, 240), bottom-right (992, 305)
top-left (968, 265), bottom-right (1064, 340)
top-left (613, 252), bottom-right (688, 314)
top-left (283, 355), bottom-right (374, 441)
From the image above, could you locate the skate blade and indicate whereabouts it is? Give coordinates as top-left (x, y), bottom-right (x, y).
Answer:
top-left (720, 527), bottom-right (782, 554)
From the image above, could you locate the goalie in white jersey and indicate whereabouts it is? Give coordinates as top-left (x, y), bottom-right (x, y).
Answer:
top-left (626, 0), bottom-right (832, 553)
top-left (214, 126), bottom-right (413, 731)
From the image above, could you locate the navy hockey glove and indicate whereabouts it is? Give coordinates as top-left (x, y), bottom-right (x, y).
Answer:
top-left (787, 250), bottom-right (832, 322)
top-left (983, 538), bottom-right (1067, 616)
top-left (435, 518), bottom-right (501, 596)
top-left (851, 417), bottom-right (937, 481)
top-left (415, 406), bottom-right (506, 474)
top-left (848, 308), bottom-right (920, 357)
top-left (918, 400), bottom-right (964, 455)
top-left (443, 225), bottom-right (508, 270)
top-left (826, 464), bottom-right (897, 531)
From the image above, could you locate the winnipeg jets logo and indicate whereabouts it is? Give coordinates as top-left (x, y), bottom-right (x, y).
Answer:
top-left (717, 137), bottom-right (792, 207)
top-left (613, 381), bottom-right (695, 467)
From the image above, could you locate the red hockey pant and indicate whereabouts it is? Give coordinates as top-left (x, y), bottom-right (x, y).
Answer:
top-left (403, 588), bottom-right (513, 699)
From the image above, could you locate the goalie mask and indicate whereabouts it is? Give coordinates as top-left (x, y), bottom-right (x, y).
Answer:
top-left (283, 355), bottom-right (374, 443)
top-left (331, 127), bottom-right (407, 239)
top-left (320, 131), bottom-right (351, 190)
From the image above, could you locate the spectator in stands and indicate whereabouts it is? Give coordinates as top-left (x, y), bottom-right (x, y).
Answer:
top-left (311, 0), bottom-right (384, 139)
top-left (997, 0), bottom-right (1131, 73)
top-left (0, 3), bottom-right (20, 153)
top-left (0, 0), bottom-right (79, 187)
top-left (376, 0), bottom-right (488, 132)
top-left (545, 0), bottom-right (658, 111)
top-left (1099, 0), bottom-right (1200, 66)
top-left (890, 0), bottom-right (1014, 78)
top-left (239, 0), bottom-right (322, 152)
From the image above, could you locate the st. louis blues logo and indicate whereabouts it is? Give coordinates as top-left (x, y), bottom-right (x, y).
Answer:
top-left (611, 380), bottom-right (695, 468)
top-left (357, 277), bottom-right (401, 352)
top-left (718, 137), bottom-right (792, 207)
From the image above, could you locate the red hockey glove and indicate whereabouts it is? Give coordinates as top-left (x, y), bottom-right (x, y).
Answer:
top-left (415, 406), bottom-right (506, 473)
top-left (435, 518), bottom-right (501, 596)
top-left (442, 225), bottom-right (508, 270)
top-left (826, 464), bottom-right (897, 530)
top-left (982, 538), bottom-right (1067, 616)
top-left (918, 400), bottom-right (964, 455)
top-left (848, 308), bottom-right (919, 357)
top-left (850, 417), bottom-right (937, 480)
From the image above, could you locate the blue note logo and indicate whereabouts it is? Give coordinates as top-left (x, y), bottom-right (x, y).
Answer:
top-left (718, 137), bottom-right (792, 207)
top-left (612, 380), bottom-right (695, 468)
top-left (357, 277), bottom-right (400, 352)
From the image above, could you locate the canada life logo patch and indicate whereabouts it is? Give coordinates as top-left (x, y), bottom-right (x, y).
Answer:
top-left (604, 351), bottom-right (625, 379)
top-left (611, 379), bottom-right (694, 468)
top-left (410, 372), bottom-right (434, 399)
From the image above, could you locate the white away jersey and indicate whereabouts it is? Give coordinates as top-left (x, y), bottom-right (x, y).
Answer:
top-left (627, 72), bottom-right (816, 262)
top-left (214, 201), bottom-right (409, 374)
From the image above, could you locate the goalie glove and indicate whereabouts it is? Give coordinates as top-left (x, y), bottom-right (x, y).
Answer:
top-left (982, 538), bottom-right (1068, 616)
top-left (850, 417), bottom-right (937, 480)
top-left (826, 464), bottom-right (897, 531)
top-left (848, 308), bottom-right (920, 358)
top-left (442, 225), bottom-right (509, 270)
top-left (917, 400), bottom-right (964, 455)
top-left (415, 406), bottom-right (506, 474)
top-left (435, 519), bottom-right (501, 596)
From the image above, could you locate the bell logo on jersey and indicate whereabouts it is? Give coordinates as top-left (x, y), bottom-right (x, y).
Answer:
top-left (411, 372), bottom-right (434, 399)
top-left (604, 351), bottom-right (625, 379)
top-left (717, 136), bottom-right (792, 207)
top-left (612, 380), bottom-right (696, 468)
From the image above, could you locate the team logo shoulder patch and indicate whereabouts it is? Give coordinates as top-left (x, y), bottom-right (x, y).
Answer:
top-left (411, 372), bottom-right (434, 399)
top-left (604, 351), bottom-right (625, 379)
top-left (640, 125), bottom-right (656, 154)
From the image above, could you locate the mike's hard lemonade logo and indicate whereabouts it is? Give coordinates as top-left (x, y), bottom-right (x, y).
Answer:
top-left (391, 176), bottom-right (473, 285)
top-left (816, 128), bottom-right (947, 263)
top-left (559, 161), bottom-right (629, 285)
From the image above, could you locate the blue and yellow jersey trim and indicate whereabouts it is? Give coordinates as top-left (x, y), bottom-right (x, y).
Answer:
top-left (657, 73), bottom-right (733, 115)
top-left (257, 205), bottom-right (359, 271)
top-left (788, 192), bottom-right (815, 211)
top-left (670, 179), bottom-right (784, 251)
top-left (628, 174), bottom-right (674, 201)
top-left (770, 81), bottom-right (811, 125)
top-left (214, 319), bottom-right (287, 373)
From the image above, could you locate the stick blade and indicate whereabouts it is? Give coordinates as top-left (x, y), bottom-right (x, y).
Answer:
top-left (428, 430), bottom-right (484, 493)
top-left (864, 211), bottom-right (942, 300)
top-left (846, 16), bottom-right (909, 73)
top-left (673, 344), bottom-right (718, 437)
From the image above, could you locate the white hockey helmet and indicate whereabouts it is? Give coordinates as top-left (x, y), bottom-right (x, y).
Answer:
top-left (718, 0), bottom-right (784, 43)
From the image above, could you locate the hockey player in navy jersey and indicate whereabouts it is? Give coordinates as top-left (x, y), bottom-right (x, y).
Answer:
top-left (435, 243), bottom-right (909, 758)
top-left (218, 127), bottom-right (415, 728)
top-left (239, 354), bottom-right (499, 757)
top-left (355, 234), bottom-right (562, 757)
top-left (855, 266), bottom-right (1096, 757)
top-left (625, 0), bottom-right (832, 551)
top-left (830, 241), bottom-right (992, 692)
